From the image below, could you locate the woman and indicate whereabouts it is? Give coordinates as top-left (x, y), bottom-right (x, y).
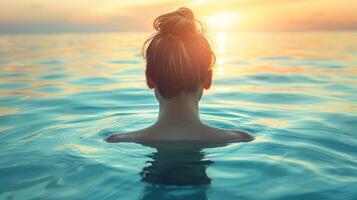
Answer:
top-left (106, 7), bottom-right (253, 144)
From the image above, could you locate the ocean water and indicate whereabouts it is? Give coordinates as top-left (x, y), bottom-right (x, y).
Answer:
top-left (0, 32), bottom-right (356, 200)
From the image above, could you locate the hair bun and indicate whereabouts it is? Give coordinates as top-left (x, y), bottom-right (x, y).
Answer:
top-left (154, 7), bottom-right (197, 37)
top-left (177, 7), bottom-right (194, 21)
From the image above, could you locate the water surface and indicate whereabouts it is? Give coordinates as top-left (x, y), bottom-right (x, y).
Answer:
top-left (0, 32), bottom-right (356, 199)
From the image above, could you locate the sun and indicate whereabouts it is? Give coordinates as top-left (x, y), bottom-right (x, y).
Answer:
top-left (204, 12), bottom-right (238, 29)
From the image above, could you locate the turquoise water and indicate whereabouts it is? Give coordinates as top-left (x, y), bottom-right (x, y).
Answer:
top-left (0, 32), bottom-right (356, 199)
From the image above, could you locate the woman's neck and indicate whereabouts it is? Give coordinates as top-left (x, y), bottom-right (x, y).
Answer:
top-left (155, 93), bottom-right (202, 127)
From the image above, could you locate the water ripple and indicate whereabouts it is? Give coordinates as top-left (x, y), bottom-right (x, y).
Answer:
top-left (0, 32), bottom-right (356, 199)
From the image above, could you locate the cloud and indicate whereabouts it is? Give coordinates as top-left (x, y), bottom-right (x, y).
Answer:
top-left (0, 1), bottom-right (181, 33)
top-left (0, 0), bottom-right (356, 33)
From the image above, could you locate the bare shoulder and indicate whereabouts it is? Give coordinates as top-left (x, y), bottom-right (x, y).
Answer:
top-left (224, 130), bottom-right (254, 142)
top-left (204, 126), bottom-right (254, 143)
top-left (105, 129), bottom-right (148, 143)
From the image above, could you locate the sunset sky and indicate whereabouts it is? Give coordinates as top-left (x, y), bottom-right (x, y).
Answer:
top-left (0, 0), bottom-right (356, 34)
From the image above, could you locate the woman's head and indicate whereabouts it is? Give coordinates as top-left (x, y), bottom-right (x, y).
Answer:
top-left (143, 7), bottom-right (215, 99)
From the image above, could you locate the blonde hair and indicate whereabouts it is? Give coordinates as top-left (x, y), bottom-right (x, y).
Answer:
top-left (143, 7), bottom-right (215, 98)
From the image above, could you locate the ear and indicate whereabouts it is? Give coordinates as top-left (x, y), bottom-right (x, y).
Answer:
top-left (146, 72), bottom-right (155, 89)
top-left (203, 68), bottom-right (212, 90)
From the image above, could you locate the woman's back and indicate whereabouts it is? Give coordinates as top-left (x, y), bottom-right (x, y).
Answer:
top-left (106, 122), bottom-right (253, 144)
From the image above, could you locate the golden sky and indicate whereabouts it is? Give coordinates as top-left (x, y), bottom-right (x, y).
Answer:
top-left (0, 0), bottom-right (356, 33)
